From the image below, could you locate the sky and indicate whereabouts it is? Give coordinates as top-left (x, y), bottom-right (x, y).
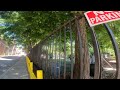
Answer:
top-left (0, 18), bottom-right (5, 27)
top-left (0, 16), bottom-right (25, 49)
top-left (0, 23), bottom-right (5, 26)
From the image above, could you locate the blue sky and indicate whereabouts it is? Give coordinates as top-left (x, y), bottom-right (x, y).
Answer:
top-left (0, 18), bottom-right (5, 26)
top-left (0, 23), bottom-right (5, 26)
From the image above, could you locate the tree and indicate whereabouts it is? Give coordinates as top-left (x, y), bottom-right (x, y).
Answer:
top-left (1, 11), bottom-right (120, 79)
top-left (0, 11), bottom-right (74, 52)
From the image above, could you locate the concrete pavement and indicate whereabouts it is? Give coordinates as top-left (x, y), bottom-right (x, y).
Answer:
top-left (0, 56), bottom-right (29, 79)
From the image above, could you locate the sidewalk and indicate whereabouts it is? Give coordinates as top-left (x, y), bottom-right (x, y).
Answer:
top-left (0, 56), bottom-right (30, 79)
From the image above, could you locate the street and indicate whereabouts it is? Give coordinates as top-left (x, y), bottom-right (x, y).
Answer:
top-left (0, 55), bottom-right (29, 79)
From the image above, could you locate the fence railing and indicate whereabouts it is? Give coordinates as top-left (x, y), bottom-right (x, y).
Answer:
top-left (28, 16), bottom-right (120, 79)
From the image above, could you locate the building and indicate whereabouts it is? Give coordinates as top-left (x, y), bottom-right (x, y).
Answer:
top-left (0, 39), bottom-right (7, 55)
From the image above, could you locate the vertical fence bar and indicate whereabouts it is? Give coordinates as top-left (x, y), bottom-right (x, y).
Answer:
top-left (56, 40), bottom-right (58, 79)
top-left (64, 26), bottom-right (67, 79)
top-left (42, 43), bottom-right (45, 71)
top-left (51, 36), bottom-right (54, 79)
top-left (44, 45), bottom-right (46, 72)
top-left (54, 34), bottom-right (57, 79)
top-left (46, 44), bottom-right (48, 73)
top-left (90, 27), bottom-right (101, 79)
top-left (37, 45), bottom-right (40, 65)
top-left (58, 29), bottom-right (61, 79)
top-left (39, 45), bottom-right (42, 69)
top-left (47, 40), bottom-right (50, 79)
top-left (46, 41), bottom-right (49, 78)
top-left (49, 39), bottom-right (52, 79)
top-left (41, 46), bottom-right (43, 70)
top-left (45, 44), bottom-right (47, 78)
top-left (69, 21), bottom-right (74, 79)
top-left (103, 23), bottom-right (120, 79)
top-left (50, 38), bottom-right (52, 78)
top-left (43, 44), bottom-right (46, 74)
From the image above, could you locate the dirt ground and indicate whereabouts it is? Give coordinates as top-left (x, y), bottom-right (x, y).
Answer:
top-left (101, 59), bottom-right (116, 79)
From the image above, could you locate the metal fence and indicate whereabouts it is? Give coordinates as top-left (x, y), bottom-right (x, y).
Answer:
top-left (28, 16), bottom-right (120, 79)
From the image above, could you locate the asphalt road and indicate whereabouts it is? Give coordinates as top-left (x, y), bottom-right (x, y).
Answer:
top-left (0, 55), bottom-right (29, 79)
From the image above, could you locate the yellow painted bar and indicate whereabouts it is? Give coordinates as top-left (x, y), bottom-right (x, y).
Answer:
top-left (26, 56), bottom-right (43, 79)
top-left (37, 70), bottom-right (43, 79)
top-left (30, 72), bottom-right (36, 79)
top-left (30, 62), bottom-right (33, 72)
top-left (26, 57), bottom-right (30, 73)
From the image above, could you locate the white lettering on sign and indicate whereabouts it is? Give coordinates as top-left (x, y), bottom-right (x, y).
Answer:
top-left (84, 11), bottom-right (120, 27)
top-left (96, 17), bottom-right (102, 23)
top-left (93, 11), bottom-right (113, 16)
top-left (105, 13), bottom-right (115, 19)
top-left (99, 15), bottom-right (109, 21)
top-left (115, 12), bottom-right (120, 17)
top-left (90, 18), bottom-right (95, 24)
top-left (93, 11), bottom-right (104, 16)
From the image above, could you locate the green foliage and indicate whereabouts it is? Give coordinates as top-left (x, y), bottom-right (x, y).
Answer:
top-left (0, 11), bottom-right (120, 56)
top-left (0, 11), bottom-right (74, 51)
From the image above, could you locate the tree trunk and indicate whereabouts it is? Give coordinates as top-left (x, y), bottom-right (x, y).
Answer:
top-left (73, 12), bottom-right (90, 79)
top-left (73, 29), bottom-right (80, 79)
top-left (80, 17), bottom-right (90, 79)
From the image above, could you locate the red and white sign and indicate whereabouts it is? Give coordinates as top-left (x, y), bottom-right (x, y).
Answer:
top-left (84, 11), bottom-right (120, 27)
